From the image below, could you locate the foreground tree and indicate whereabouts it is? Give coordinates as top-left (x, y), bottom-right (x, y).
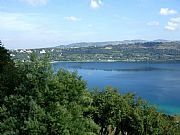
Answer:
top-left (0, 41), bottom-right (20, 105)
top-left (0, 53), bottom-right (99, 135)
top-left (88, 88), bottom-right (180, 135)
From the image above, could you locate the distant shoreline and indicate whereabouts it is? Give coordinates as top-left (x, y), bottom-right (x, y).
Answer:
top-left (51, 60), bottom-right (180, 64)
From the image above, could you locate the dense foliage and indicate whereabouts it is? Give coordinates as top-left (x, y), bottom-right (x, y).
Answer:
top-left (88, 89), bottom-right (180, 135)
top-left (0, 51), bottom-right (99, 134)
top-left (0, 41), bottom-right (20, 104)
top-left (0, 44), bottom-right (180, 134)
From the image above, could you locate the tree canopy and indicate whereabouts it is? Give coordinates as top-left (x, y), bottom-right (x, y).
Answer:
top-left (0, 41), bottom-right (19, 104)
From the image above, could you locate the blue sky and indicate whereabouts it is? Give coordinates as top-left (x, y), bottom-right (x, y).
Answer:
top-left (0, 0), bottom-right (180, 49)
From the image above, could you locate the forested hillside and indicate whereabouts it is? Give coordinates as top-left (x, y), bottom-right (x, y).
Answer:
top-left (10, 41), bottom-right (180, 62)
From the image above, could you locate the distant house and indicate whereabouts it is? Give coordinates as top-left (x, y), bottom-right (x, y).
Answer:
top-left (20, 50), bottom-right (24, 53)
top-left (26, 50), bottom-right (33, 53)
top-left (51, 49), bottom-right (54, 52)
top-left (105, 47), bottom-right (112, 49)
top-left (10, 54), bottom-right (15, 57)
top-left (40, 50), bottom-right (46, 54)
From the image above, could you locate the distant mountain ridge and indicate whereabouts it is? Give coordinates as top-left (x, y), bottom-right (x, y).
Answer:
top-left (56, 39), bottom-right (172, 48)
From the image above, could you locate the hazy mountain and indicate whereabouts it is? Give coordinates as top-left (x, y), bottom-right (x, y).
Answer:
top-left (153, 39), bottom-right (171, 42)
top-left (56, 40), bottom-right (171, 48)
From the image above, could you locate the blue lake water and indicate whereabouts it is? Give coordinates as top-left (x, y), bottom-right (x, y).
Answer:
top-left (52, 62), bottom-right (180, 115)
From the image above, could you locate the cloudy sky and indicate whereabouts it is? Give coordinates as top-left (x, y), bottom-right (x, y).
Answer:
top-left (0, 0), bottom-right (180, 49)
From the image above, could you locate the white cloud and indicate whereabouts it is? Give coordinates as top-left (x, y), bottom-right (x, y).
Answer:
top-left (0, 11), bottom-right (37, 31)
top-left (170, 17), bottom-right (180, 23)
top-left (165, 17), bottom-right (180, 31)
top-left (88, 24), bottom-right (93, 27)
top-left (0, 11), bottom-right (66, 49)
top-left (90, 0), bottom-right (103, 9)
top-left (0, 11), bottom-right (61, 34)
top-left (19, 0), bottom-right (48, 6)
top-left (64, 16), bottom-right (81, 22)
top-left (160, 8), bottom-right (177, 15)
top-left (165, 25), bottom-right (176, 31)
top-left (147, 21), bottom-right (159, 26)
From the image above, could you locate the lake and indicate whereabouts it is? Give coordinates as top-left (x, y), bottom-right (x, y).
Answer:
top-left (52, 62), bottom-right (180, 115)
